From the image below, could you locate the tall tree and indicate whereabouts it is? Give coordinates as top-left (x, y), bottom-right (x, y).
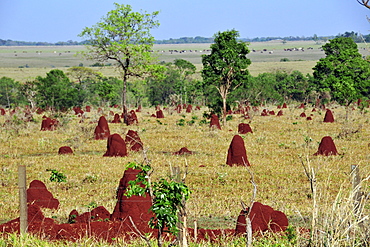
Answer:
top-left (34, 69), bottom-right (79, 110)
top-left (173, 59), bottom-right (196, 104)
top-left (79, 3), bottom-right (162, 119)
top-left (0, 77), bottom-right (22, 107)
top-left (312, 37), bottom-right (370, 107)
top-left (202, 30), bottom-right (251, 125)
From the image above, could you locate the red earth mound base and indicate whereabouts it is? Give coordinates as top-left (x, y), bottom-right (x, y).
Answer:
top-left (323, 109), bottom-right (334, 123)
top-left (125, 130), bottom-right (143, 151)
top-left (27, 180), bottom-right (59, 210)
top-left (226, 135), bottom-right (250, 166)
top-left (238, 123), bottom-right (253, 134)
top-left (103, 134), bottom-right (127, 157)
top-left (0, 171), bottom-right (289, 243)
top-left (210, 114), bottom-right (221, 129)
top-left (58, 146), bottom-right (73, 155)
top-left (235, 201), bottom-right (289, 234)
top-left (94, 116), bottom-right (110, 140)
top-left (314, 136), bottom-right (339, 156)
top-left (173, 147), bottom-right (193, 155)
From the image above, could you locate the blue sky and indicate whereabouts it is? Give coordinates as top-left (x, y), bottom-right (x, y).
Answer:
top-left (0, 0), bottom-right (369, 42)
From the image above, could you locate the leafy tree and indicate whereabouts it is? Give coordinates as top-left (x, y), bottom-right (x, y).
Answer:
top-left (312, 37), bottom-right (370, 106)
top-left (0, 77), bottom-right (23, 107)
top-left (202, 29), bottom-right (251, 124)
top-left (147, 65), bottom-right (177, 106)
top-left (34, 69), bottom-right (80, 110)
top-left (79, 3), bottom-right (163, 117)
top-left (92, 77), bottom-right (122, 106)
top-left (66, 67), bottom-right (101, 85)
top-left (173, 59), bottom-right (196, 104)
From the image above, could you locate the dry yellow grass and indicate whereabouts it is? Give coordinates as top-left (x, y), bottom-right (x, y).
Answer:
top-left (1, 104), bottom-right (369, 236)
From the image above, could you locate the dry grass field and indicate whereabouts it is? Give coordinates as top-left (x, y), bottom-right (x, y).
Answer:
top-left (0, 40), bottom-right (369, 245)
top-left (0, 103), bottom-right (369, 245)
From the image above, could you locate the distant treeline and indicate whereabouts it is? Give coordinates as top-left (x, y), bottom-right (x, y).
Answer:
top-left (1, 31), bottom-right (369, 46)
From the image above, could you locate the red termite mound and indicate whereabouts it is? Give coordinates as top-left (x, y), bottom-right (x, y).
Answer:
top-left (68, 206), bottom-right (111, 224)
top-left (282, 103), bottom-right (287, 108)
top-left (94, 116), bottom-right (110, 140)
top-left (323, 109), bottom-right (334, 123)
top-left (300, 112), bottom-right (306, 118)
top-left (277, 110), bottom-right (283, 116)
top-left (27, 180), bottom-right (59, 210)
top-left (226, 135), bottom-right (250, 166)
top-left (238, 123), bottom-right (253, 134)
top-left (186, 104), bottom-right (192, 113)
top-left (58, 146), bottom-right (73, 155)
top-left (111, 168), bottom-right (154, 233)
top-left (156, 110), bottom-right (164, 118)
top-left (173, 147), bottom-right (193, 155)
top-left (41, 117), bottom-right (58, 131)
top-left (125, 110), bottom-right (138, 125)
top-left (0, 108), bottom-right (5, 115)
top-left (314, 136), bottom-right (339, 156)
top-left (111, 113), bottom-right (121, 123)
top-left (103, 134), bottom-right (127, 157)
top-left (235, 202), bottom-right (288, 235)
top-left (210, 114), bottom-right (221, 129)
top-left (125, 130), bottom-right (143, 151)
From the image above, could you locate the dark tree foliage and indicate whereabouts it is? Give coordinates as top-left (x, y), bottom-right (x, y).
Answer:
top-left (34, 69), bottom-right (80, 110)
top-left (0, 77), bottom-right (25, 107)
top-left (202, 29), bottom-right (251, 124)
top-left (312, 37), bottom-right (370, 105)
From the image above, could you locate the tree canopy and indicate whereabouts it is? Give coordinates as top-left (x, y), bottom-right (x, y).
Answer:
top-left (202, 29), bottom-right (251, 124)
top-left (79, 3), bottom-right (162, 117)
top-left (312, 37), bottom-right (370, 106)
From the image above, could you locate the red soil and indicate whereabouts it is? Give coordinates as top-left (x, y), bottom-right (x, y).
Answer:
top-left (210, 114), bottom-right (221, 130)
top-left (27, 180), bottom-right (59, 210)
top-left (173, 147), bottom-right (193, 155)
top-left (226, 135), bottom-right (250, 166)
top-left (103, 134), bottom-right (127, 157)
top-left (323, 109), bottom-right (334, 123)
top-left (94, 116), bottom-right (110, 140)
top-left (314, 136), bottom-right (339, 156)
top-left (156, 110), bottom-right (165, 118)
top-left (111, 113), bottom-right (121, 123)
top-left (238, 123), bottom-right (253, 134)
top-left (125, 130), bottom-right (143, 152)
top-left (58, 146), bottom-right (73, 155)
top-left (125, 110), bottom-right (138, 125)
top-left (40, 117), bottom-right (58, 131)
top-left (235, 202), bottom-right (288, 234)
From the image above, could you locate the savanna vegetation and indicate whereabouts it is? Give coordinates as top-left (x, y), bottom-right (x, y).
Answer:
top-left (1, 2), bottom-right (370, 246)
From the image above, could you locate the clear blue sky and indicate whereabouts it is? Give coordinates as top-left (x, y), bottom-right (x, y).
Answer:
top-left (0, 0), bottom-right (369, 42)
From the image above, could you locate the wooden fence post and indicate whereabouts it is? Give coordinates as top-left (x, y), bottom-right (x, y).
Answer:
top-left (351, 165), bottom-right (362, 215)
top-left (18, 165), bottom-right (27, 234)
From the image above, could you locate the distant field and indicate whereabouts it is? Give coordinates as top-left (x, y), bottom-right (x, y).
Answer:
top-left (0, 41), bottom-right (369, 81)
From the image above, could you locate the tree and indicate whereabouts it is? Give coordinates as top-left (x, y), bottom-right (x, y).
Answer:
top-left (34, 69), bottom-right (80, 110)
top-left (202, 30), bottom-right (251, 125)
top-left (312, 37), bottom-right (370, 107)
top-left (357, 0), bottom-right (370, 9)
top-left (173, 59), bottom-right (196, 104)
top-left (0, 77), bottom-right (22, 107)
top-left (79, 3), bottom-right (162, 119)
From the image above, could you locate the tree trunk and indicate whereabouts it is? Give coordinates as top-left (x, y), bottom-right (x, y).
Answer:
top-left (222, 96), bottom-right (227, 126)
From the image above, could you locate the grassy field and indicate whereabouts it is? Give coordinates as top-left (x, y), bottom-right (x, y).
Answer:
top-left (0, 103), bottom-right (369, 245)
top-left (0, 41), bottom-right (369, 82)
